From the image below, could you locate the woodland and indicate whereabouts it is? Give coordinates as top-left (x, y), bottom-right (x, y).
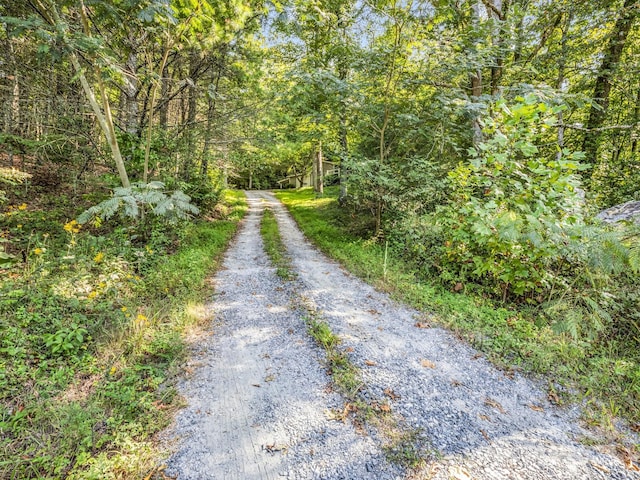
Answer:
top-left (0, 0), bottom-right (639, 477)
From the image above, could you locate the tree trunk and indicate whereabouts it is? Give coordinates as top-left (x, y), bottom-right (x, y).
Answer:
top-left (470, 0), bottom-right (483, 145)
top-left (631, 86), bottom-right (640, 154)
top-left (122, 49), bottom-right (139, 135)
top-left (556, 10), bottom-right (572, 161)
top-left (315, 141), bottom-right (324, 195)
top-left (201, 51), bottom-right (225, 176)
top-left (159, 61), bottom-right (170, 129)
top-left (582, 0), bottom-right (637, 166)
top-left (183, 51), bottom-right (199, 181)
top-left (488, 0), bottom-right (509, 96)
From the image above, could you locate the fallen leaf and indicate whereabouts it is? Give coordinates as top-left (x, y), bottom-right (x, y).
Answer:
top-left (365, 360), bottom-right (376, 366)
top-left (449, 465), bottom-right (473, 480)
top-left (384, 388), bottom-right (400, 401)
top-left (451, 379), bottom-right (463, 387)
top-left (454, 282), bottom-right (463, 292)
top-left (263, 443), bottom-right (287, 454)
top-left (484, 397), bottom-right (505, 414)
top-left (414, 321), bottom-right (430, 329)
top-left (472, 353), bottom-right (482, 360)
top-left (529, 404), bottom-right (544, 412)
top-left (548, 389), bottom-right (561, 405)
top-left (617, 446), bottom-right (640, 472)
top-left (368, 309), bottom-right (380, 315)
top-left (421, 359), bottom-right (435, 369)
top-left (345, 346), bottom-right (354, 353)
top-left (480, 429), bottom-right (490, 442)
top-left (479, 414), bottom-right (491, 422)
top-left (589, 462), bottom-right (610, 474)
top-left (265, 374), bottom-right (276, 382)
top-left (631, 423), bottom-right (640, 433)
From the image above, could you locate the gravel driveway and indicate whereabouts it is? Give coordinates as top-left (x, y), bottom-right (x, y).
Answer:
top-left (165, 191), bottom-right (639, 480)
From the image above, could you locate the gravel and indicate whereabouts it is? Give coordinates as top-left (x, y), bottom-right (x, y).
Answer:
top-left (164, 190), bottom-right (639, 480)
top-left (164, 192), bottom-right (401, 480)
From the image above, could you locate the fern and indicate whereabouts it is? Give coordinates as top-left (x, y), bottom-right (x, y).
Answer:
top-left (77, 182), bottom-right (200, 226)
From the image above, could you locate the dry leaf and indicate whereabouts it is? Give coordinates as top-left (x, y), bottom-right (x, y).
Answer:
top-left (529, 404), bottom-right (544, 412)
top-left (454, 282), bottom-right (464, 292)
top-left (414, 321), bottom-right (430, 329)
top-left (345, 346), bottom-right (354, 353)
top-left (265, 374), bottom-right (276, 382)
top-left (479, 414), bottom-right (491, 422)
top-left (480, 429), bottom-right (490, 442)
top-left (617, 446), bottom-right (640, 472)
top-left (368, 309), bottom-right (381, 315)
top-left (421, 359), bottom-right (435, 369)
top-left (631, 423), bottom-right (640, 433)
top-left (451, 379), bottom-right (463, 387)
top-left (548, 389), bottom-right (561, 405)
top-left (484, 397), bottom-right (505, 414)
top-left (384, 388), bottom-right (400, 401)
top-left (379, 403), bottom-right (391, 413)
top-left (365, 360), bottom-right (376, 366)
top-left (449, 465), bottom-right (473, 480)
top-left (589, 462), bottom-right (610, 474)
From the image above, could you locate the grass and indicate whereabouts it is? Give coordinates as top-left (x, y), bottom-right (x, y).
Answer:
top-left (275, 187), bottom-right (640, 438)
top-left (0, 189), bottom-right (247, 479)
top-left (259, 207), bottom-right (296, 280)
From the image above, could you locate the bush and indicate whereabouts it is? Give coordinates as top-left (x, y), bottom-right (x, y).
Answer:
top-left (435, 95), bottom-right (588, 299)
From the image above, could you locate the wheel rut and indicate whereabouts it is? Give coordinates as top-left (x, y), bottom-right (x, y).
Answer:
top-left (165, 191), bottom-right (639, 480)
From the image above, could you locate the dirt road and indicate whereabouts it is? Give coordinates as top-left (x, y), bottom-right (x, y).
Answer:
top-left (165, 191), bottom-right (638, 480)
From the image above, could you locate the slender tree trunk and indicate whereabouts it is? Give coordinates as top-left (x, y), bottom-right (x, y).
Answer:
top-left (201, 51), bottom-right (225, 176)
top-left (10, 42), bottom-right (20, 136)
top-left (470, 0), bottom-right (483, 145)
top-left (315, 142), bottom-right (324, 194)
top-left (582, 0), bottom-right (637, 166)
top-left (488, 0), bottom-right (509, 96)
top-left (556, 10), bottom-right (571, 161)
top-left (631, 86), bottom-right (640, 154)
top-left (143, 44), bottom-right (170, 184)
top-left (122, 49), bottom-right (139, 135)
top-left (159, 61), bottom-right (170, 129)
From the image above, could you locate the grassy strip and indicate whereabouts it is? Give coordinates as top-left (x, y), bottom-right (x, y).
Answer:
top-left (0, 190), bottom-right (247, 479)
top-left (260, 207), bottom-right (296, 280)
top-left (303, 306), bottom-right (429, 470)
top-left (275, 188), bottom-right (640, 433)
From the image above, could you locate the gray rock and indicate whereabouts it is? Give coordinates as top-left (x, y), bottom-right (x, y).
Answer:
top-left (597, 200), bottom-right (640, 224)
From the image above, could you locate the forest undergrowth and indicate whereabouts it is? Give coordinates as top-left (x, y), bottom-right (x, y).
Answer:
top-left (0, 182), bottom-right (246, 479)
